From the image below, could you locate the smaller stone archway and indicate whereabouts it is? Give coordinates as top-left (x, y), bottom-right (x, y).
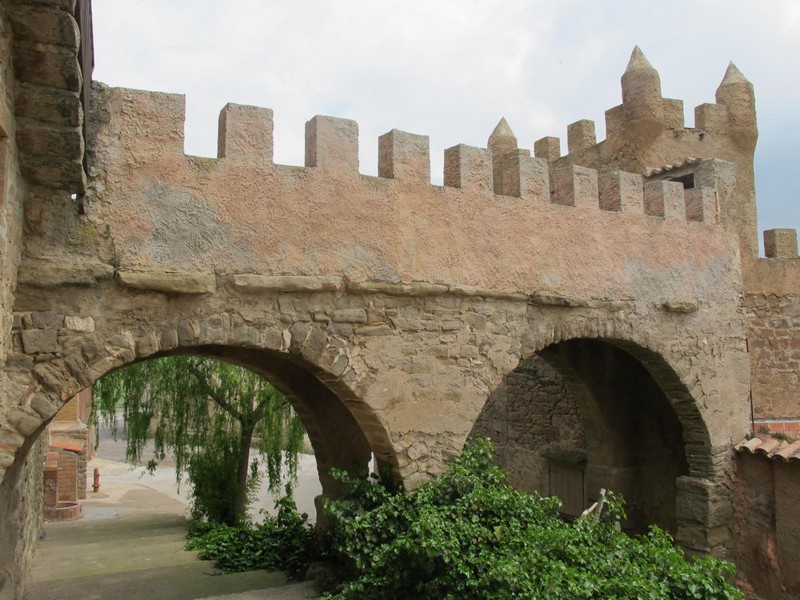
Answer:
top-left (471, 336), bottom-right (730, 552)
top-left (2, 321), bottom-right (401, 528)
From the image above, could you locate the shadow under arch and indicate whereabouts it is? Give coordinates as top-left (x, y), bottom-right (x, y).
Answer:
top-left (471, 335), bottom-right (714, 538)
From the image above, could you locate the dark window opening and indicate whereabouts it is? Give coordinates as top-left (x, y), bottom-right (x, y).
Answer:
top-left (666, 173), bottom-right (694, 189)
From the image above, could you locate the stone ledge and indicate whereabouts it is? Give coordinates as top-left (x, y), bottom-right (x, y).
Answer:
top-left (529, 292), bottom-right (634, 311)
top-left (117, 270), bottom-right (217, 294)
top-left (17, 258), bottom-right (114, 287)
top-left (232, 274), bottom-right (342, 293)
top-left (448, 285), bottom-right (528, 301)
top-left (347, 280), bottom-right (449, 296)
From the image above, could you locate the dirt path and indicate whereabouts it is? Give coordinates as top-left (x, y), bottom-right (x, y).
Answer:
top-left (25, 482), bottom-right (317, 600)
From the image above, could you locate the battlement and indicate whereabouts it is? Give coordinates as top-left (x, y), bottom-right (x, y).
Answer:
top-left (523, 47), bottom-right (760, 259)
top-left (98, 85), bottom-right (725, 227)
top-left (532, 49), bottom-right (757, 164)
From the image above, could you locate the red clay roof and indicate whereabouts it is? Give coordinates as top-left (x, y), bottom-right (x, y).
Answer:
top-left (735, 437), bottom-right (800, 462)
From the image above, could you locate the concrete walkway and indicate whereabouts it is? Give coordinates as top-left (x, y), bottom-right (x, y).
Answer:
top-left (25, 456), bottom-right (320, 599)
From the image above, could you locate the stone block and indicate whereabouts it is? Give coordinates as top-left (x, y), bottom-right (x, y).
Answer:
top-left (8, 5), bottom-right (79, 48)
top-left (443, 144), bottom-right (492, 193)
top-left (500, 153), bottom-right (548, 199)
top-left (764, 228), bottom-right (798, 259)
top-left (644, 180), bottom-right (685, 219)
top-left (19, 153), bottom-right (86, 192)
top-left (684, 187), bottom-right (714, 222)
top-left (31, 311), bottom-right (64, 329)
top-left (533, 136), bottom-right (561, 163)
top-left (117, 270), bottom-right (216, 294)
top-left (331, 309), bottom-right (368, 324)
top-left (6, 407), bottom-right (43, 436)
top-left (217, 103), bottom-right (274, 162)
top-left (16, 83), bottom-right (82, 127)
top-left (10, 0), bottom-right (76, 12)
top-left (13, 44), bottom-right (81, 91)
top-left (567, 119), bottom-right (596, 154)
top-left (64, 315), bottom-right (95, 332)
top-left (305, 115), bottom-right (359, 173)
top-left (21, 329), bottom-right (58, 354)
top-left (232, 274), bottom-right (342, 293)
top-left (17, 120), bottom-right (83, 160)
top-left (17, 258), bottom-right (114, 287)
top-left (552, 165), bottom-right (599, 207)
top-left (599, 171), bottom-right (643, 212)
top-left (378, 129), bottom-right (430, 183)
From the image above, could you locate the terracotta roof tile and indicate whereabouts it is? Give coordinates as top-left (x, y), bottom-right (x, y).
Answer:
top-left (735, 437), bottom-right (800, 462)
top-left (643, 157), bottom-right (700, 178)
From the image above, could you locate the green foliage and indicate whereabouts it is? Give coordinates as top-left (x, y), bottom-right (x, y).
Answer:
top-left (322, 439), bottom-right (743, 600)
top-left (186, 495), bottom-right (318, 580)
top-left (91, 356), bottom-right (306, 524)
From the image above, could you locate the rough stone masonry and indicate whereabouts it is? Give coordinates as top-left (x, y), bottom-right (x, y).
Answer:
top-left (0, 3), bottom-right (798, 599)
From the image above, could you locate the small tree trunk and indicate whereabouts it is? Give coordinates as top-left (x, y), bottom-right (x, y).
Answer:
top-left (234, 421), bottom-right (255, 523)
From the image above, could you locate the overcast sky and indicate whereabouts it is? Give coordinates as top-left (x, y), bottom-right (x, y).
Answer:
top-left (91, 1), bottom-right (799, 253)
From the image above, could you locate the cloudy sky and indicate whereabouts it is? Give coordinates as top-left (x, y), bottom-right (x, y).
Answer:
top-left (91, 1), bottom-right (799, 252)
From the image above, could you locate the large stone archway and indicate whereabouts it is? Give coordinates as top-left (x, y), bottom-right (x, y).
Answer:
top-left (473, 333), bottom-right (730, 553)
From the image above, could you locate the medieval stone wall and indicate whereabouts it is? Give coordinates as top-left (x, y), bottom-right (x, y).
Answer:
top-left (742, 235), bottom-right (800, 429)
top-left (0, 25), bottom-right (787, 599)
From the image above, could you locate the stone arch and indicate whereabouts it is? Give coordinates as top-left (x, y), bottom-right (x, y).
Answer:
top-left (3, 317), bottom-right (398, 520)
top-left (472, 311), bottom-right (735, 555)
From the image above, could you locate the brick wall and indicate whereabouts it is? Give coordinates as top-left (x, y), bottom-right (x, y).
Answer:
top-left (744, 293), bottom-right (800, 423)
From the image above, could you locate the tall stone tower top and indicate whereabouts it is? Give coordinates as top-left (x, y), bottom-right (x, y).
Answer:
top-left (715, 62), bottom-right (757, 129)
top-left (621, 46), bottom-right (662, 106)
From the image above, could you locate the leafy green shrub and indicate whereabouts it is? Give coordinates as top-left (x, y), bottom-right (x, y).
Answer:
top-left (186, 495), bottom-right (318, 580)
top-left (322, 438), bottom-right (742, 600)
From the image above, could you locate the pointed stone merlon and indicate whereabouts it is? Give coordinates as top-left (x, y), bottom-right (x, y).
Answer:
top-left (488, 118), bottom-right (518, 194)
top-left (552, 165), bottom-right (598, 207)
top-left (621, 46), bottom-right (661, 104)
top-left (607, 47), bottom-right (683, 137)
top-left (217, 103), bottom-right (274, 162)
top-left (567, 120), bottom-right (596, 154)
top-left (715, 62), bottom-right (757, 129)
top-left (378, 129), bottom-right (430, 183)
top-left (115, 88), bottom-right (185, 155)
top-left (305, 115), bottom-right (359, 173)
top-left (534, 136), bottom-right (561, 163)
top-left (695, 63), bottom-right (756, 133)
top-left (443, 144), bottom-right (493, 193)
top-left (764, 229), bottom-right (798, 259)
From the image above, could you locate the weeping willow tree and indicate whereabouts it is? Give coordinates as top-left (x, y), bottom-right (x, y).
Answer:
top-left (92, 356), bottom-right (306, 525)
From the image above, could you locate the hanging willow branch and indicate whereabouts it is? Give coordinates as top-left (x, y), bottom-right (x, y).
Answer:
top-left (91, 356), bottom-right (306, 524)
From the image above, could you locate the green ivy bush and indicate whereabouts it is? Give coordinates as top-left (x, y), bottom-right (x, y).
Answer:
top-left (186, 495), bottom-right (317, 580)
top-left (322, 439), bottom-right (743, 600)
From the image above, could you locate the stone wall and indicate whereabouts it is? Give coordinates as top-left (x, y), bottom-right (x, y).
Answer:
top-left (0, 35), bottom-right (771, 598)
top-left (742, 231), bottom-right (800, 430)
top-left (734, 453), bottom-right (800, 598)
top-left (471, 355), bottom-right (585, 498)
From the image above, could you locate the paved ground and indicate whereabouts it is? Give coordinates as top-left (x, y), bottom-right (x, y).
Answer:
top-left (25, 424), bottom-right (322, 600)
